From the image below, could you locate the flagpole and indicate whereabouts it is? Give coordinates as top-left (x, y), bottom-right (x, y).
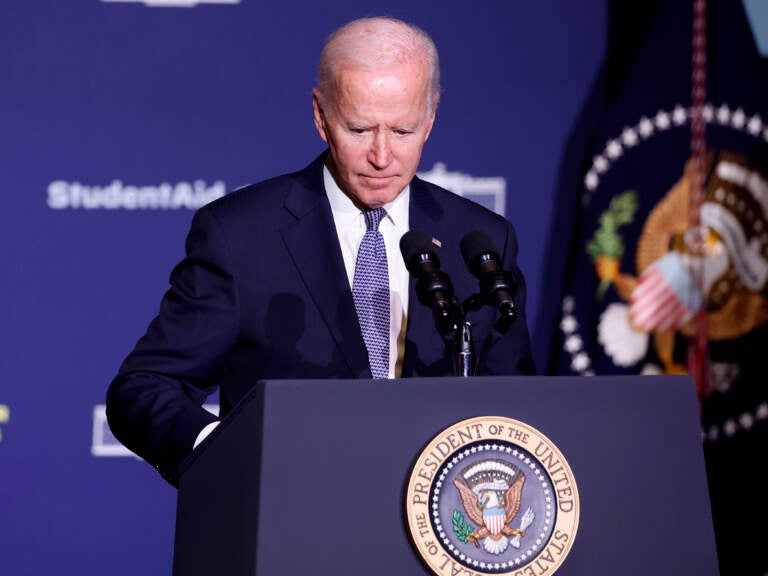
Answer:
top-left (688, 0), bottom-right (709, 400)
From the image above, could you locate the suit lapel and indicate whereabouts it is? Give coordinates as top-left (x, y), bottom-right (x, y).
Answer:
top-left (409, 175), bottom-right (445, 229)
top-left (279, 156), bottom-right (371, 378)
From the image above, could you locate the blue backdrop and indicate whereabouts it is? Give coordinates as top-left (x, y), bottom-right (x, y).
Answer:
top-left (0, 1), bottom-right (604, 573)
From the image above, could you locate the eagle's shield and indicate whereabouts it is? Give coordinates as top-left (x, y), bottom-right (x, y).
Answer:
top-left (483, 507), bottom-right (506, 536)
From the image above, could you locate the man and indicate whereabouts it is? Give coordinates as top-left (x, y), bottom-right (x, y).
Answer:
top-left (107, 16), bottom-right (535, 486)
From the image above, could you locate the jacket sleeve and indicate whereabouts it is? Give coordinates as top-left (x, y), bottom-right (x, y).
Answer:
top-left (106, 205), bottom-right (239, 486)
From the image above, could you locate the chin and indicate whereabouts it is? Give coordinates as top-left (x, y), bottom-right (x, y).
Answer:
top-left (355, 182), bottom-right (405, 206)
top-left (362, 191), bottom-right (400, 208)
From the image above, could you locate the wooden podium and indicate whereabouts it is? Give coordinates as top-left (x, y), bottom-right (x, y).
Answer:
top-left (173, 376), bottom-right (719, 575)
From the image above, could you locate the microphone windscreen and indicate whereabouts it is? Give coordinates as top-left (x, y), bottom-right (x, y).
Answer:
top-left (460, 230), bottom-right (497, 266)
top-left (399, 229), bottom-right (435, 263)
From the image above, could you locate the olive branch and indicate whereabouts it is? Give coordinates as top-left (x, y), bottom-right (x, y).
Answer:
top-left (452, 509), bottom-right (475, 543)
top-left (586, 190), bottom-right (639, 299)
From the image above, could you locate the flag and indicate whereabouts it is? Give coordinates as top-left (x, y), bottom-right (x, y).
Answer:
top-left (538, 1), bottom-right (768, 574)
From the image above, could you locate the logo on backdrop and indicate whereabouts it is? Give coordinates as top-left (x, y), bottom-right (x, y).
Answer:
top-left (47, 165), bottom-right (502, 212)
top-left (406, 416), bottom-right (579, 576)
top-left (0, 404), bottom-right (9, 443)
top-left (47, 179), bottom-right (225, 210)
top-left (101, 0), bottom-right (240, 7)
top-left (418, 163), bottom-right (507, 217)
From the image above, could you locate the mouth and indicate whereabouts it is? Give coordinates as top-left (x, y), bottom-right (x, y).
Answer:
top-left (360, 174), bottom-right (399, 188)
top-left (361, 174), bottom-right (397, 180)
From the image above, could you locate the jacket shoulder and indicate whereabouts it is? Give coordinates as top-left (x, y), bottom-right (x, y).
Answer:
top-left (413, 175), bottom-right (511, 227)
top-left (199, 154), bottom-right (326, 221)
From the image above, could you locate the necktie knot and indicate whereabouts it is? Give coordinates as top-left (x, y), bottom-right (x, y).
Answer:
top-left (364, 208), bottom-right (386, 232)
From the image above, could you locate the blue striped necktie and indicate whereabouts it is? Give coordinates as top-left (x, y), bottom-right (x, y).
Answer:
top-left (352, 208), bottom-right (390, 379)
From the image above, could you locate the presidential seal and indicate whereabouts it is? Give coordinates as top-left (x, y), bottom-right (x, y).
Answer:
top-left (405, 416), bottom-right (579, 576)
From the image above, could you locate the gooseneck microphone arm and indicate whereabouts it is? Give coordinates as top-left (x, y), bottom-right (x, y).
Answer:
top-left (399, 230), bottom-right (473, 376)
top-left (460, 230), bottom-right (518, 334)
top-left (399, 230), bottom-right (463, 338)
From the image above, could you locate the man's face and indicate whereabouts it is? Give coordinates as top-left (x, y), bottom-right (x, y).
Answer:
top-left (313, 61), bottom-right (437, 209)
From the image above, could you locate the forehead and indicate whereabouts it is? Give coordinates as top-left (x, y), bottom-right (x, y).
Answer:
top-left (330, 63), bottom-right (431, 120)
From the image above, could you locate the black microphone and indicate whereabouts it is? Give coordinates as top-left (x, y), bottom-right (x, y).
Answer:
top-left (460, 230), bottom-right (517, 332)
top-left (399, 230), bottom-right (460, 337)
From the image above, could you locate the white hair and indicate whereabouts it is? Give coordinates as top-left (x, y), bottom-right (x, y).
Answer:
top-left (316, 16), bottom-right (441, 114)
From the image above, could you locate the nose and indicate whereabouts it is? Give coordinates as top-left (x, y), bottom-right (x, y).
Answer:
top-left (368, 130), bottom-right (393, 169)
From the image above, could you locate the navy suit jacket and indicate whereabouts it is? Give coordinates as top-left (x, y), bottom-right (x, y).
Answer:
top-left (107, 153), bottom-right (535, 485)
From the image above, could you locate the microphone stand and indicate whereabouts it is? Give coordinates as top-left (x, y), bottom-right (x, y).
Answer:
top-left (456, 321), bottom-right (475, 377)
top-left (440, 290), bottom-right (519, 377)
top-left (432, 296), bottom-right (472, 377)
top-left (455, 289), bottom-right (516, 377)
top-left (452, 293), bottom-right (484, 377)
top-left (436, 290), bottom-right (518, 378)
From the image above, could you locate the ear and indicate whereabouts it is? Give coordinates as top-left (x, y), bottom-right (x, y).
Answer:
top-left (424, 112), bottom-right (436, 142)
top-left (423, 91), bottom-right (440, 142)
top-left (312, 89), bottom-right (329, 143)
